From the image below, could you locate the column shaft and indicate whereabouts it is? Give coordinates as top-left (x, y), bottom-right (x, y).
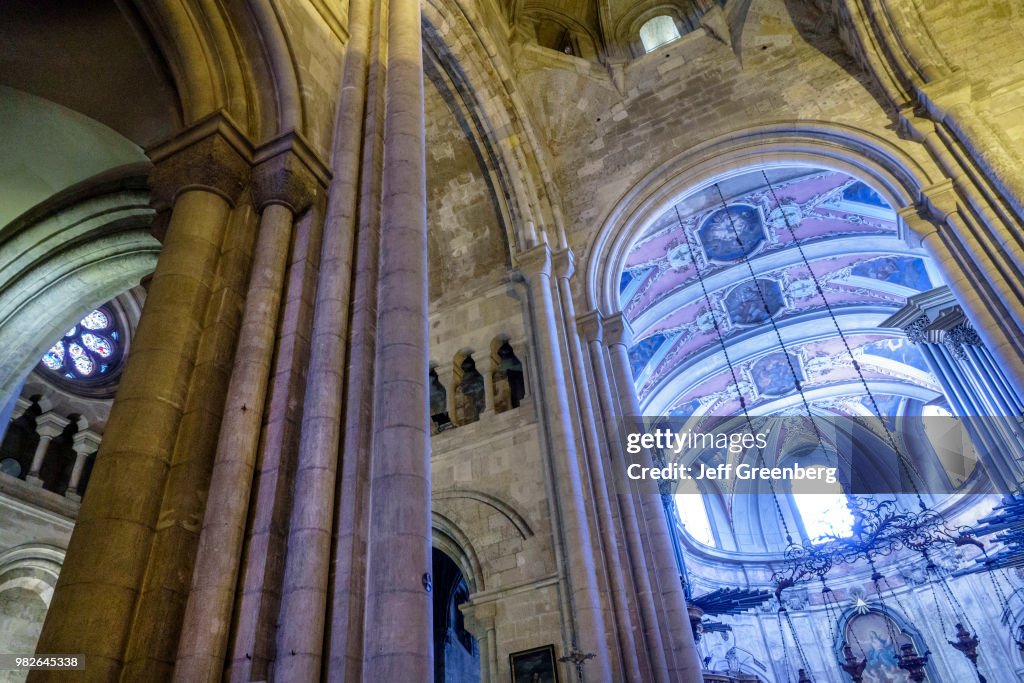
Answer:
top-left (325, 0), bottom-right (378, 677)
top-left (121, 195), bottom-right (257, 681)
top-left (519, 247), bottom-right (612, 682)
top-left (228, 202), bottom-right (324, 681)
top-left (554, 257), bottom-right (644, 683)
top-left (174, 202), bottom-right (295, 682)
top-left (583, 331), bottom-right (672, 683)
top-left (30, 188), bottom-right (232, 682)
top-left (360, 0), bottom-right (433, 678)
top-left (26, 436), bottom-right (54, 482)
top-left (606, 336), bottom-right (703, 680)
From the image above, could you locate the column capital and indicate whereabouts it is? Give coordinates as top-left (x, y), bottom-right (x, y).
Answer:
top-left (147, 111), bottom-right (254, 211)
top-left (897, 205), bottom-right (938, 247)
top-left (250, 131), bottom-right (331, 214)
top-left (11, 397), bottom-right (33, 421)
top-left (35, 412), bottom-right (69, 440)
top-left (552, 248), bottom-right (576, 279)
top-left (515, 243), bottom-right (552, 278)
top-left (918, 178), bottom-right (960, 223)
top-left (576, 310), bottom-right (604, 343)
top-left (459, 601), bottom-right (496, 639)
top-left (603, 312), bottom-right (634, 348)
top-left (72, 429), bottom-right (102, 456)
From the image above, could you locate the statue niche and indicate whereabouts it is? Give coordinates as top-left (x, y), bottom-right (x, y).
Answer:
top-left (430, 368), bottom-right (453, 433)
top-left (492, 340), bottom-right (525, 414)
top-left (454, 355), bottom-right (486, 425)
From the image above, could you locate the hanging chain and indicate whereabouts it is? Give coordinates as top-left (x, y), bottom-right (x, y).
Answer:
top-left (927, 569), bottom-right (950, 639)
top-left (760, 171), bottom-right (929, 511)
top-left (675, 205), bottom-right (793, 541)
top-left (819, 577), bottom-right (839, 647)
top-left (711, 184), bottom-right (829, 457)
top-left (776, 604), bottom-right (794, 681)
top-left (782, 607), bottom-right (814, 680)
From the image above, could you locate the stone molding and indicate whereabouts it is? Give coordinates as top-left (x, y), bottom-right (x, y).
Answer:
top-left (71, 429), bottom-right (102, 456)
top-left (552, 248), bottom-right (575, 279)
top-left (34, 412), bottom-right (70, 440)
top-left (250, 131), bottom-right (331, 214)
top-left (515, 243), bottom-right (552, 278)
top-left (576, 309), bottom-right (603, 343)
top-left (147, 111), bottom-right (254, 210)
top-left (602, 312), bottom-right (633, 348)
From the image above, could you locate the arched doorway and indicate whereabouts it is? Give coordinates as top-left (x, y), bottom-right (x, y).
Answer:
top-left (432, 547), bottom-right (481, 683)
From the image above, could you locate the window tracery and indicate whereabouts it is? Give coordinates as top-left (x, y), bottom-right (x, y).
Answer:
top-left (39, 307), bottom-right (123, 383)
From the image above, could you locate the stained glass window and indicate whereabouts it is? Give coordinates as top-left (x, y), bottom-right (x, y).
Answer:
top-left (37, 307), bottom-right (123, 381)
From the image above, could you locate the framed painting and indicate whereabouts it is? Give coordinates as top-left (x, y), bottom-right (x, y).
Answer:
top-left (509, 644), bottom-right (559, 683)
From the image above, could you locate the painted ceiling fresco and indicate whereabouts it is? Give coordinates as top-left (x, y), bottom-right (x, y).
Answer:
top-left (621, 168), bottom-right (943, 414)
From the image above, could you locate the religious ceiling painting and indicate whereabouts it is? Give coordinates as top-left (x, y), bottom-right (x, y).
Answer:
top-left (619, 167), bottom-right (946, 414)
top-left (697, 203), bottom-right (766, 261)
top-left (750, 351), bottom-right (803, 397)
top-left (725, 278), bottom-right (785, 326)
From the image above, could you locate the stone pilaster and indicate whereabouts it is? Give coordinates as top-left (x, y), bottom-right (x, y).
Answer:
top-left (603, 312), bottom-right (704, 681)
top-left (554, 252), bottom-right (645, 683)
top-left (577, 309), bottom-right (673, 683)
top-left (273, 0), bottom-right (375, 679)
top-left (516, 245), bottom-right (613, 682)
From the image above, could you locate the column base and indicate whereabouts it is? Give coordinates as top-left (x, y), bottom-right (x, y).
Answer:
top-left (65, 491), bottom-right (82, 502)
top-left (25, 474), bottom-right (44, 487)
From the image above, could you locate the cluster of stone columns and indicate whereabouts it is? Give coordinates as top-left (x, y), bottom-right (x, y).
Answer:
top-left (23, 2), bottom-right (706, 681)
top-left (30, 0), bottom-right (433, 680)
top-left (9, 402), bottom-right (100, 500)
top-left (513, 233), bottom-right (703, 682)
top-left (885, 285), bottom-right (1024, 489)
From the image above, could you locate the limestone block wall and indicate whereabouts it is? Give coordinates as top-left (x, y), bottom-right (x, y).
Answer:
top-left (511, 0), bottom-right (924, 262)
top-left (425, 74), bottom-right (511, 304)
top-left (272, 0), bottom-right (347, 156)
top-left (429, 280), bottom-right (569, 679)
top-left (911, 0), bottom-right (1024, 146)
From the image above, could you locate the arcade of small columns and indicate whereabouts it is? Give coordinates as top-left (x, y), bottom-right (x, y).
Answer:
top-left (8, 399), bottom-right (102, 501)
top-left (26, 1), bottom-right (704, 682)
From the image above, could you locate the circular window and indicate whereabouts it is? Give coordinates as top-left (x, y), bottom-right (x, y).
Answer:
top-left (38, 307), bottom-right (125, 388)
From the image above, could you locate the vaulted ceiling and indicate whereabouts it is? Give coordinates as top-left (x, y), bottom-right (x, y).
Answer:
top-left (619, 168), bottom-right (944, 416)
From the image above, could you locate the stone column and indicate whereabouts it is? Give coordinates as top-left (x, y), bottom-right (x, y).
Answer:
top-left (578, 310), bottom-right (672, 683)
top-left (554, 251), bottom-right (644, 683)
top-left (174, 138), bottom-right (321, 683)
top-left (517, 244), bottom-right (613, 682)
top-left (905, 185), bottom-right (1024, 391)
top-left (604, 313), bottom-right (704, 681)
top-left (461, 602), bottom-right (497, 683)
top-left (360, 0), bottom-right (433, 679)
top-left (25, 412), bottom-right (69, 486)
top-left (274, 0), bottom-right (374, 680)
top-left (30, 115), bottom-right (250, 683)
top-left (65, 429), bottom-right (100, 501)
top-left (884, 288), bottom-right (1024, 489)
